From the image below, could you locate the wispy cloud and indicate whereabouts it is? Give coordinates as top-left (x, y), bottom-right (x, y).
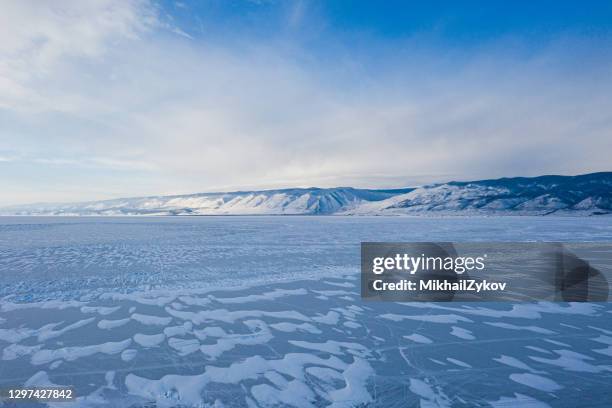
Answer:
top-left (0, 0), bottom-right (157, 112)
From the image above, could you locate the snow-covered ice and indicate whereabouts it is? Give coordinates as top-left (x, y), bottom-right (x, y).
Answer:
top-left (1, 216), bottom-right (612, 407)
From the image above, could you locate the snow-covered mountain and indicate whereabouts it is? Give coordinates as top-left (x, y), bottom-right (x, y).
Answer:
top-left (0, 187), bottom-right (411, 216)
top-left (346, 172), bottom-right (612, 216)
top-left (2, 172), bottom-right (611, 216)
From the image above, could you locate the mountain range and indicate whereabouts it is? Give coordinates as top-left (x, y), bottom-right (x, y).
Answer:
top-left (2, 172), bottom-right (611, 216)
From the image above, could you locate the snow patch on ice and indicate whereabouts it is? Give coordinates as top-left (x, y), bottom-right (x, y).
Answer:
top-left (509, 373), bottom-right (562, 392)
top-left (529, 349), bottom-right (612, 373)
top-left (446, 358), bottom-right (472, 368)
top-left (269, 322), bottom-right (322, 334)
top-left (494, 355), bottom-right (541, 373)
top-left (485, 322), bottom-right (556, 334)
top-left (382, 314), bottom-right (473, 324)
top-left (213, 288), bottom-right (308, 304)
top-left (133, 333), bottom-right (165, 348)
top-left (80, 305), bottom-right (120, 316)
top-left (288, 340), bottom-right (370, 358)
top-left (450, 326), bottom-right (475, 340)
top-left (489, 393), bottom-right (552, 408)
top-left (409, 378), bottom-right (451, 408)
top-left (166, 307), bottom-right (311, 325)
top-left (38, 318), bottom-right (95, 342)
top-left (131, 313), bottom-right (172, 326)
top-left (199, 320), bottom-right (272, 360)
top-left (125, 353), bottom-right (373, 408)
top-left (121, 349), bottom-right (137, 362)
top-left (403, 334), bottom-right (433, 344)
top-left (2, 343), bottom-right (42, 361)
top-left (168, 337), bottom-right (201, 355)
top-left (31, 339), bottom-right (131, 365)
top-left (97, 318), bottom-right (130, 330)
top-left (163, 322), bottom-right (193, 337)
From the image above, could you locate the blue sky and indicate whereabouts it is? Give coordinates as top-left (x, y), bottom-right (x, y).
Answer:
top-left (164, 1), bottom-right (612, 43)
top-left (1, 0), bottom-right (612, 206)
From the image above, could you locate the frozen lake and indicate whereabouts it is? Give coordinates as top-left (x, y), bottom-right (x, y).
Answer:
top-left (1, 216), bottom-right (611, 407)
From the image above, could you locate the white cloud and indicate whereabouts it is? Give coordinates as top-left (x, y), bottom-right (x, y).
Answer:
top-left (1, 1), bottom-right (611, 206)
top-left (0, 0), bottom-right (156, 112)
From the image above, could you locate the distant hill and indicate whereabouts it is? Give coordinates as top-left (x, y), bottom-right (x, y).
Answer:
top-left (346, 172), bottom-right (612, 216)
top-left (2, 173), bottom-right (611, 216)
top-left (0, 187), bottom-right (411, 216)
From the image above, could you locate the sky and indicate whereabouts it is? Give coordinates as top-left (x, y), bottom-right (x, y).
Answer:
top-left (1, 0), bottom-right (612, 206)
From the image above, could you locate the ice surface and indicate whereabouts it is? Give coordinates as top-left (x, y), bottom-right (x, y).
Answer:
top-left (1, 216), bottom-right (612, 407)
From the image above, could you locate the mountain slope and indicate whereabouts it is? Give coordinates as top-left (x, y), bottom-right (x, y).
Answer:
top-left (0, 188), bottom-right (411, 216)
top-left (2, 173), bottom-right (610, 216)
top-left (346, 172), bottom-right (612, 215)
